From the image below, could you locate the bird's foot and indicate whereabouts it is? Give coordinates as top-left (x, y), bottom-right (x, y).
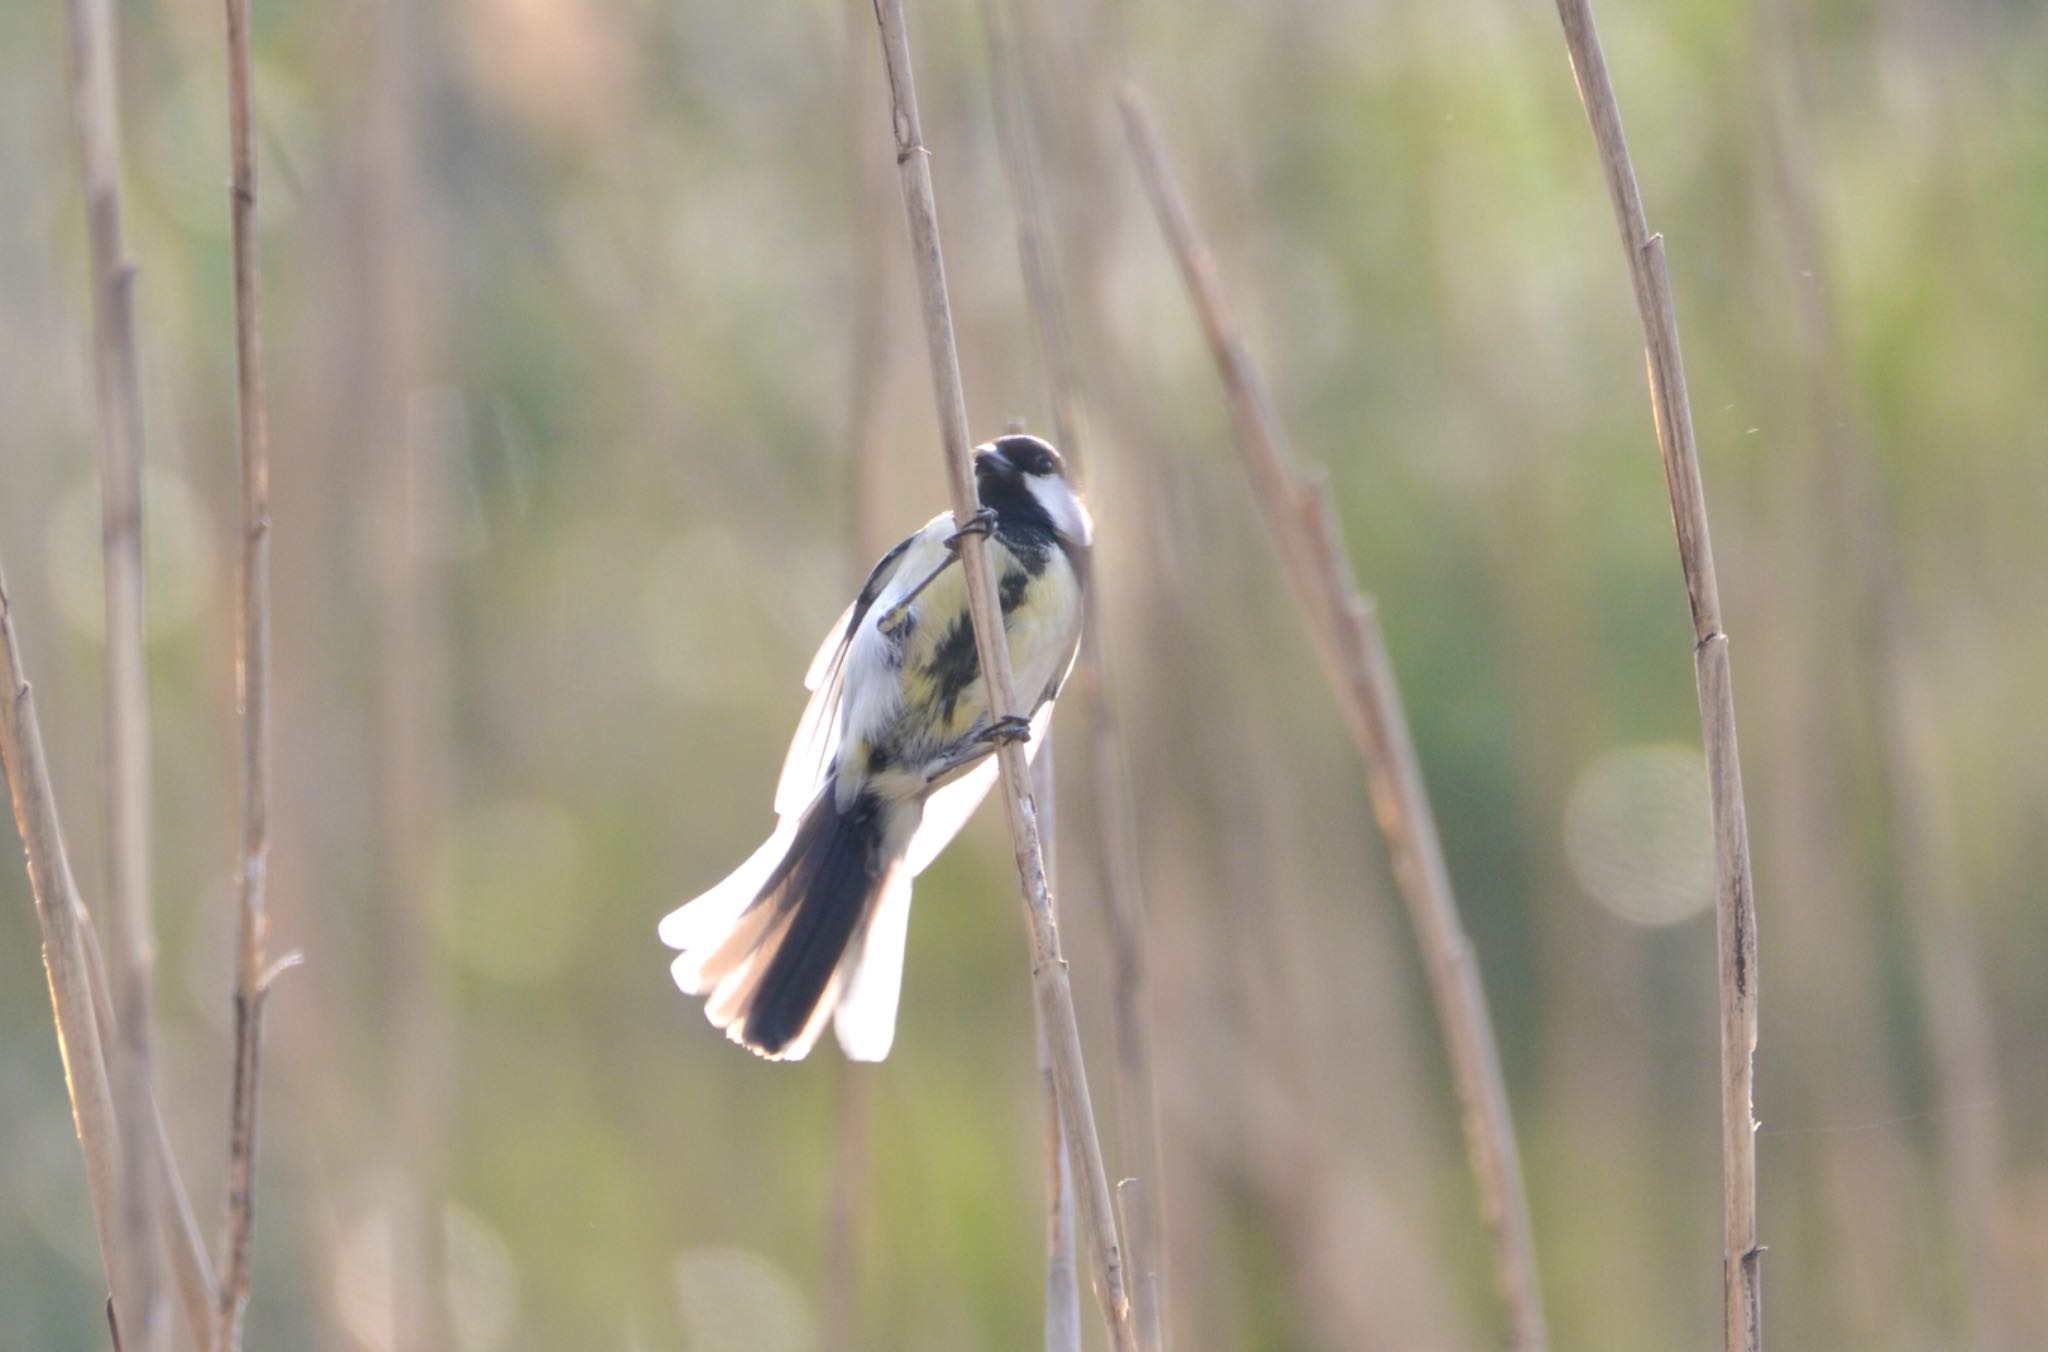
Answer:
top-left (981, 714), bottom-right (1033, 746)
top-left (944, 507), bottom-right (997, 550)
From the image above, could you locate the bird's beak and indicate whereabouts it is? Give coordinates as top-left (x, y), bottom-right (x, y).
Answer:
top-left (972, 446), bottom-right (1005, 478)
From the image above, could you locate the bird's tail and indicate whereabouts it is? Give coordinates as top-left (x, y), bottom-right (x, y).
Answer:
top-left (660, 780), bottom-right (918, 1062)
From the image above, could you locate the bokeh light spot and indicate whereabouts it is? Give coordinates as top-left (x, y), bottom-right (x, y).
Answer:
top-left (673, 1247), bottom-right (813, 1352)
top-left (1564, 743), bottom-right (1714, 927)
top-left (333, 1192), bottom-right (521, 1352)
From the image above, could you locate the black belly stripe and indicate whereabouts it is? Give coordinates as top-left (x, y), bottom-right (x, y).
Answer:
top-left (927, 617), bottom-right (981, 723)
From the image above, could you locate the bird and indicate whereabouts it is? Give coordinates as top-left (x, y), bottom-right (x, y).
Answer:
top-left (659, 433), bottom-right (1092, 1062)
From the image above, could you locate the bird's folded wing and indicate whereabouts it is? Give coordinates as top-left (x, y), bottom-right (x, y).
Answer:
top-left (774, 599), bottom-right (855, 817)
top-left (775, 518), bottom-right (950, 817)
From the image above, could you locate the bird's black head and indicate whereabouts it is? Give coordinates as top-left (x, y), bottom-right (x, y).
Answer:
top-left (974, 434), bottom-right (1068, 484)
top-left (971, 433), bottom-right (1091, 551)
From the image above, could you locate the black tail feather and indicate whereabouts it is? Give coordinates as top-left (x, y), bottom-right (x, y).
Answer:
top-left (738, 785), bottom-right (884, 1056)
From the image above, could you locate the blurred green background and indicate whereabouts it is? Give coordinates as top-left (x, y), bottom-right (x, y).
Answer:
top-left (2, 0), bottom-right (2044, 1348)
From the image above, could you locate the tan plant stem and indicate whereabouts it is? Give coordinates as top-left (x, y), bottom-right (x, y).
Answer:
top-left (1545, 3), bottom-right (1763, 1347)
top-left (1755, 6), bottom-right (2011, 1345)
top-left (59, 0), bottom-right (169, 1342)
top-left (867, 3), bottom-right (1137, 1347)
top-left (1120, 87), bottom-right (1547, 1352)
top-left (820, 1057), bottom-right (872, 1352)
top-left (363, 3), bottom-right (455, 1345)
top-left (214, 0), bottom-right (292, 1342)
top-left (1001, 411), bottom-right (1082, 1352)
top-left (76, 916), bottom-right (220, 1348)
top-left (983, 7), bottom-right (1165, 1349)
top-left (0, 572), bottom-right (142, 1339)
top-left (821, 14), bottom-right (892, 1337)
top-left (1032, 740), bottom-right (1083, 1352)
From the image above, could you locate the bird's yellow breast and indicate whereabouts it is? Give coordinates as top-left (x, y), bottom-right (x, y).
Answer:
top-left (892, 538), bottom-right (1079, 750)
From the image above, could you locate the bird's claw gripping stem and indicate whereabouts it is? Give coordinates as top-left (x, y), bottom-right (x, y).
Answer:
top-left (944, 506), bottom-right (997, 550)
top-left (982, 714), bottom-right (1032, 746)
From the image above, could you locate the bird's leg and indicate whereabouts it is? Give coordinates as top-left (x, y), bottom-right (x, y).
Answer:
top-left (944, 506), bottom-right (998, 549)
top-left (981, 714), bottom-right (1033, 745)
top-left (918, 714), bottom-right (1034, 789)
top-left (919, 747), bottom-right (990, 792)
top-left (876, 508), bottom-right (997, 637)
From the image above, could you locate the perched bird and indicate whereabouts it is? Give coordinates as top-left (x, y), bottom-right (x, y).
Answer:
top-left (660, 434), bottom-right (1092, 1061)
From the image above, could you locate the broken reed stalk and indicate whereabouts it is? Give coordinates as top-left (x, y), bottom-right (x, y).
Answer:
top-left (984, 8), bottom-right (1165, 1347)
top-left (1119, 88), bottom-right (1548, 1352)
top-left (1754, 8), bottom-right (2011, 1344)
top-left (216, 0), bottom-right (295, 1342)
top-left (1545, 3), bottom-right (1762, 1347)
top-left (0, 573), bottom-right (140, 1339)
top-left (867, 3), bottom-right (1137, 1348)
top-left (60, 0), bottom-right (170, 1343)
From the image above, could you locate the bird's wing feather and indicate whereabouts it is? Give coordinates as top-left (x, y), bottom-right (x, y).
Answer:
top-left (773, 525), bottom-right (937, 817)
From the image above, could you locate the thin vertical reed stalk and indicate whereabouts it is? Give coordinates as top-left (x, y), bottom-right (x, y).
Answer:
top-left (984, 7), bottom-right (1165, 1347)
top-left (1005, 402), bottom-right (1082, 1352)
top-left (0, 571), bottom-right (139, 1338)
top-left (214, 0), bottom-right (294, 1342)
top-left (1032, 740), bottom-right (1083, 1352)
top-left (1755, 7), bottom-right (2012, 1345)
top-left (820, 1054), bottom-right (870, 1352)
top-left (821, 11), bottom-right (895, 1334)
top-left (867, 3), bottom-right (1137, 1347)
top-left (843, 0), bottom-right (898, 569)
top-left (1120, 88), bottom-right (1547, 1352)
top-left (59, 0), bottom-right (169, 1342)
top-left (1545, 4), bottom-right (1763, 1347)
top-left (76, 911), bottom-right (220, 1347)
top-left (364, 3), bottom-right (454, 1345)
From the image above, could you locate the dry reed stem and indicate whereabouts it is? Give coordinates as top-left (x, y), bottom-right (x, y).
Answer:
top-left (1755, 9), bottom-right (2013, 1344)
top-left (0, 572), bottom-right (139, 1335)
top-left (59, 0), bottom-right (170, 1342)
top-left (843, 0), bottom-right (898, 569)
top-left (1007, 405), bottom-right (1081, 1352)
top-left (214, 0), bottom-right (290, 1341)
top-left (1032, 739), bottom-right (1083, 1352)
top-left (364, 4), bottom-right (455, 1344)
top-left (821, 15), bottom-right (894, 1333)
top-left (1545, 4), bottom-right (1762, 1346)
top-left (76, 916), bottom-right (220, 1347)
top-left (867, 3), bottom-right (1137, 1347)
top-left (820, 1056), bottom-right (871, 1352)
top-left (1119, 87), bottom-right (1547, 1352)
top-left (983, 8), bottom-right (1165, 1349)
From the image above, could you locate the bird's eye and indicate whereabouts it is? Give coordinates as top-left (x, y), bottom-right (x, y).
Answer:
top-left (992, 436), bottom-right (1061, 477)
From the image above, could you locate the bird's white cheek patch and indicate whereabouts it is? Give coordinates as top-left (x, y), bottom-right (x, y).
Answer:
top-left (1026, 476), bottom-right (1092, 545)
